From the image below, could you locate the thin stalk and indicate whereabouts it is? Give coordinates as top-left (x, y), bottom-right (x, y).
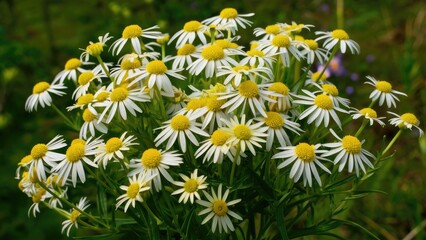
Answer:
top-left (354, 119), bottom-right (368, 137)
top-left (317, 45), bottom-right (339, 81)
top-left (230, 147), bottom-right (241, 185)
top-left (51, 103), bottom-right (79, 131)
top-left (382, 129), bottom-right (403, 155)
top-left (96, 56), bottom-right (111, 78)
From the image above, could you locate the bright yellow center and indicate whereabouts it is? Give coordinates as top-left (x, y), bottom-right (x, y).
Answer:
top-left (156, 34), bottom-right (169, 44)
top-left (219, 8), bottom-right (238, 19)
top-left (78, 71), bottom-right (94, 86)
top-left (127, 182), bottom-right (140, 198)
top-left (65, 58), bottom-right (82, 70)
top-left (294, 35), bottom-right (305, 42)
top-left (105, 137), bottom-right (123, 153)
top-left (359, 108), bottom-right (377, 118)
top-left (265, 25), bottom-right (281, 35)
top-left (141, 148), bottom-right (162, 168)
top-left (177, 44), bottom-right (196, 56)
top-left (331, 29), bottom-right (349, 40)
top-left (232, 65), bottom-right (250, 72)
top-left (183, 20), bottom-right (202, 32)
top-left (19, 155), bottom-right (33, 166)
top-left (342, 135), bottom-right (362, 154)
top-left (311, 71), bottom-right (327, 81)
top-left (66, 143), bottom-right (85, 163)
top-left (322, 84), bottom-right (339, 96)
top-left (170, 115), bottom-right (190, 130)
top-left (215, 39), bottom-right (238, 49)
top-left (268, 82), bottom-right (289, 95)
top-left (71, 139), bottom-right (86, 146)
top-left (122, 25), bottom-right (143, 39)
top-left (77, 94), bottom-right (94, 105)
top-left (96, 92), bottom-right (110, 101)
top-left (314, 94), bottom-right (333, 110)
top-left (375, 81), bottom-right (392, 93)
top-left (294, 143), bottom-right (315, 162)
top-left (32, 189), bottom-right (46, 203)
top-left (186, 98), bottom-right (206, 110)
top-left (211, 130), bottom-right (231, 146)
top-left (146, 60), bottom-right (167, 74)
top-left (31, 144), bottom-right (48, 159)
top-left (207, 83), bottom-right (227, 94)
top-left (32, 82), bottom-right (50, 94)
top-left (233, 124), bottom-right (252, 140)
top-left (304, 39), bottom-right (318, 50)
top-left (206, 96), bottom-right (225, 111)
top-left (400, 113), bottom-right (419, 126)
top-left (70, 209), bottom-right (81, 223)
top-left (212, 200), bottom-right (228, 216)
top-left (264, 112), bottom-right (284, 129)
top-left (82, 108), bottom-right (96, 122)
top-left (238, 80), bottom-right (258, 98)
top-left (272, 35), bottom-right (291, 48)
top-left (201, 45), bottom-right (225, 61)
top-left (183, 179), bottom-right (199, 193)
top-left (110, 87), bottom-right (128, 102)
top-left (86, 42), bottom-right (103, 57)
top-left (247, 49), bottom-right (264, 57)
top-left (121, 58), bottom-right (142, 70)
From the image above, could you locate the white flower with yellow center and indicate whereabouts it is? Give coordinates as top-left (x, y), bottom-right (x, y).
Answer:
top-left (175, 97), bottom-right (208, 120)
top-left (128, 148), bottom-right (183, 192)
top-left (25, 81), bottom-right (66, 112)
top-left (281, 22), bottom-right (314, 34)
top-left (53, 137), bottom-right (102, 187)
top-left (258, 34), bottom-right (304, 66)
top-left (388, 112), bottom-right (424, 136)
top-left (313, 83), bottom-right (350, 108)
top-left (110, 24), bottom-right (161, 55)
top-left (195, 129), bottom-right (235, 164)
top-left (197, 184), bottom-right (242, 233)
top-left (110, 53), bottom-right (144, 85)
top-left (28, 187), bottom-right (50, 217)
top-left (94, 132), bottom-right (138, 168)
top-left (80, 32), bottom-right (112, 61)
top-left (169, 20), bottom-right (209, 47)
top-left (166, 87), bottom-right (189, 116)
top-left (53, 58), bottom-right (92, 84)
top-left (172, 169), bottom-right (208, 204)
top-left (116, 173), bottom-right (155, 212)
top-left (294, 89), bottom-right (347, 129)
top-left (217, 64), bottom-right (273, 87)
top-left (273, 142), bottom-right (331, 187)
top-left (214, 39), bottom-right (245, 55)
top-left (202, 7), bottom-right (254, 31)
top-left (202, 95), bottom-right (229, 132)
top-left (350, 107), bottom-right (385, 126)
top-left (171, 44), bottom-right (201, 69)
top-left (267, 82), bottom-right (294, 112)
top-left (79, 108), bottom-right (108, 139)
top-left (315, 29), bottom-right (360, 54)
top-left (305, 70), bottom-right (330, 86)
top-left (300, 39), bottom-right (329, 64)
top-left (16, 155), bottom-right (33, 180)
top-left (254, 24), bottom-right (284, 40)
top-left (72, 68), bottom-right (105, 100)
top-left (61, 197), bottom-right (90, 236)
top-left (365, 76), bottom-right (407, 108)
top-left (240, 49), bottom-right (275, 68)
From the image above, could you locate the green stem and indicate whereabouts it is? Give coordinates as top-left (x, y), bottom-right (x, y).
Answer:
top-left (84, 164), bottom-right (117, 195)
top-left (96, 56), bottom-right (111, 79)
top-left (51, 103), bottom-right (79, 131)
top-left (382, 129), bottom-right (403, 155)
top-left (354, 119), bottom-right (368, 137)
top-left (318, 45), bottom-right (339, 81)
top-left (368, 100), bottom-right (376, 108)
top-left (229, 147), bottom-right (241, 185)
top-left (154, 85), bottom-right (167, 121)
top-left (161, 44), bottom-right (166, 60)
top-left (336, 0), bottom-right (344, 29)
top-left (142, 201), bottom-right (162, 224)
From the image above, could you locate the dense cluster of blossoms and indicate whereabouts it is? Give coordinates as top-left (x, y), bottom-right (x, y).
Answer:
top-left (18, 7), bottom-right (422, 239)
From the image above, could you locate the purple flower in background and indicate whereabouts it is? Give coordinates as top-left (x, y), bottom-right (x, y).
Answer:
top-left (366, 54), bottom-right (375, 63)
top-left (350, 73), bottom-right (359, 81)
top-left (317, 54), bottom-right (346, 77)
top-left (346, 86), bottom-right (354, 95)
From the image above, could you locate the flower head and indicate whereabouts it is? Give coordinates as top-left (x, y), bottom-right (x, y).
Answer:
top-left (61, 197), bottom-right (90, 236)
top-left (116, 174), bottom-right (155, 212)
top-left (315, 29), bottom-right (360, 54)
top-left (365, 76), bottom-right (407, 108)
top-left (388, 112), bottom-right (423, 136)
top-left (172, 169), bottom-right (208, 204)
top-left (25, 81), bottom-right (66, 112)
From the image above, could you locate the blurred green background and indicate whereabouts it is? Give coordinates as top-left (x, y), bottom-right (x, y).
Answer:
top-left (0, 0), bottom-right (425, 239)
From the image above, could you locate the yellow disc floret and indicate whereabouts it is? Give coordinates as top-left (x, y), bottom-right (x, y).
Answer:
top-left (220, 8), bottom-right (238, 19)
top-left (186, 98), bottom-right (206, 110)
top-left (311, 71), bottom-right (327, 82)
top-left (238, 80), bottom-right (258, 98)
top-left (77, 94), bottom-right (94, 105)
top-left (32, 82), bottom-right (50, 94)
top-left (264, 112), bottom-right (284, 129)
top-left (32, 189), bottom-right (46, 203)
top-left (268, 82), bottom-right (289, 95)
top-left (122, 25), bottom-right (143, 39)
top-left (146, 60), bottom-right (168, 75)
top-left (86, 42), bottom-right (103, 57)
top-left (211, 130), bottom-right (231, 146)
top-left (294, 143), bottom-right (315, 162)
top-left (342, 135), bottom-right (362, 154)
top-left (71, 139), bottom-right (86, 146)
top-left (78, 71), bottom-right (94, 86)
top-left (234, 124), bottom-right (252, 140)
top-left (232, 65), bottom-right (250, 72)
top-left (110, 87), bottom-right (128, 102)
top-left (201, 45), bottom-right (225, 61)
top-left (331, 29), bottom-right (349, 40)
top-left (247, 49), bottom-right (264, 57)
top-left (170, 115), bottom-right (190, 130)
top-left (105, 137), bottom-right (123, 153)
top-left (141, 148), bottom-right (162, 168)
top-left (65, 58), bottom-right (82, 70)
top-left (82, 108), bottom-right (96, 122)
top-left (322, 84), bottom-right (339, 96)
top-left (265, 25), bottom-right (281, 35)
top-left (183, 179), bottom-right (199, 192)
top-left (177, 44), bottom-right (196, 56)
top-left (304, 39), bottom-right (318, 50)
top-left (272, 35), bottom-right (291, 48)
top-left (375, 81), bottom-right (392, 93)
top-left (206, 96), bottom-right (225, 111)
top-left (70, 209), bottom-right (81, 223)
top-left (121, 58), bottom-right (142, 70)
top-left (66, 143), bottom-right (85, 163)
top-left (314, 94), bottom-right (333, 110)
top-left (126, 182), bottom-right (140, 198)
top-left (212, 199), bottom-right (228, 216)
top-left (215, 39), bottom-right (238, 49)
top-left (359, 108), bottom-right (377, 118)
top-left (31, 144), bottom-right (48, 159)
top-left (183, 20), bottom-right (202, 32)
top-left (95, 91), bottom-right (110, 102)
top-left (400, 113), bottom-right (419, 126)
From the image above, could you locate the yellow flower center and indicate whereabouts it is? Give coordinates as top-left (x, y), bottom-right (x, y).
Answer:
top-left (77, 94), bottom-right (94, 105)
top-left (311, 71), bottom-right (327, 81)
top-left (32, 189), bottom-right (46, 203)
top-left (232, 65), bottom-right (250, 72)
top-left (211, 130), bottom-right (231, 146)
top-left (146, 60), bottom-right (168, 75)
top-left (264, 112), bottom-right (284, 129)
top-left (400, 113), bottom-right (419, 126)
top-left (96, 92), bottom-right (110, 102)
top-left (375, 81), bottom-right (392, 93)
top-left (183, 179), bottom-right (199, 193)
top-left (294, 35), bottom-right (305, 42)
top-left (359, 108), bottom-right (377, 118)
top-left (31, 144), bottom-right (48, 159)
top-left (238, 80), bottom-right (258, 98)
top-left (247, 49), bottom-right (264, 57)
top-left (170, 115), bottom-right (190, 130)
top-left (322, 84), bottom-right (339, 96)
top-left (304, 39), bottom-right (318, 50)
top-left (65, 58), bottom-right (82, 70)
top-left (207, 83), bottom-right (227, 94)
top-left (233, 124), bottom-right (252, 140)
top-left (314, 94), bottom-right (333, 110)
top-left (66, 143), bottom-right (85, 163)
top-left (215, 39), bottom-right (238, 49)
top-left (331, 29), bottom-right (349, 40)
top-left (342, 135), bottom-right (362, 154)
top-left (110, 87), bottom-right (128, 102)
top-left (156, 34), bottom-right (169, 44)
top-left (78, 71), bottom-right (94, 86)
top-left (121, 58), bottom-right (142, 70)
top-left (268, 82), bottom-right (289, 95)
top-left (206, 96), bottom-right (225, 111)
top-left (219, 8), bottom-right (238, 19)
top-left (71, 139), bottom-right (86, 146)
top-left (19, 155), bottom-right (33, 166)
top-left (70, 209), bottom-right (81, 223)
top-left (141, 148), bottom-right (162, 168)
top-left (105, 137), bottom-right (123, 153)
top-left (127, 182), bottom-right (140, 198)
top-left (183, 20), bottom-right (202, 32)
top-left (272, 35), bottom-right (291, 48)
top-left (86, 42), bottom-right (103, 57)
top-left (212, 200), bottom-right (228, 216)
top-left (265, 25), bottom-right (281, 35)
top-left (122, 25), bottom-right (143, 39)
top-left (201, 45), bottom-right (225, 61)
top-left (294, 143), bottom-right (315, 162)
top-left (186, 98), bottom-right (206, 110)
top-left (82, 108), bottom-right (96, 122)
top-left (177, 44), bottom-right (196, 56)
top-left (32, 82), bottom-right (50, 94)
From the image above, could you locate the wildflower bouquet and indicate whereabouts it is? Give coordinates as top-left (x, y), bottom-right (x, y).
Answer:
top-left (17, 7), bottom-right (423, 239)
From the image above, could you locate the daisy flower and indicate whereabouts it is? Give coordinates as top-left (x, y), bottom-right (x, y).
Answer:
top-left (350, 107), bottom-right (385, 126)
top-left (154, 113), bottom-right (209, 153)
top-left (95, 132), bottom-right (138, 168)
top-left (197, 184), bottom-right (242, 233)
top-left (110, 53), bottom-right (144, 85)
top-left (313, 83), bottom-right (350, 108)
top-left (388, 112), bottom-right (424, 136)
top-left (172, 169), bottom-right (208, 204)
top-left (72, 68), bottom-right (105, 100)
top-left (254, 24), bottom-right (284, 40)
top-left (202, 7), bottom-right (254, 31)
top-left (66, 93), bottom-right (96, 112)
top-left (322, 129), bottom-right (374, 177)
top-left (217, 65), bottom-right (273, 87)
top-left (175, 97), bottom-right (208, 120)
top-left (28, 187), bottom-right (49, 217)
top-left (214, 39), bottom-right (245, 55)
top-left (25, 81), bottom-right (66, 112)
top-left (364, 76), bottom-right (407, 108)
top-left (53, 137), bottom-right (102, 187)
top-left (267, 82), bottom-right (294, 112)
top-left (305, 70), bottom-right (330, 86)
top-left (110, 24), bottom-right (162, 55)
top-left (166, 87), bottom-right (189, 116)
top-left (258, 34), bottom-right (304, 67)
top-left (61, 197), bottom-right (90, 236)
top-left (294, 90), bottom-right (347, 129)
top-left (79, 108), bottom-right (108, 139)
top-left (53, 58), bottom-right (91, 84)
top-left (315, 29), bottom-right (360, 54)
top-left (171, 44), bottom-right (201, 69)
top-left (128, 148), bottom-right (183, 192)
top-left (281, 22), bottom-right (314, 34)
top-left (195, 129), bottom-right (232, 164)
top-left (169, 20), bottom-right (209, 47)
top-left (201, 94), bottom-right (229, 132)
top-left (80, 33), bottom-right (113, 61)
top-left (116, 173), bottom-right (155, 212)
top-left (16, 155), bottom-right (33, 179)
top-left (239, 49), bottom-right (275, 68)
top-left (272, 142), bottom-right (331, 187)
top-left (300, 39), bottom-right (328, 64)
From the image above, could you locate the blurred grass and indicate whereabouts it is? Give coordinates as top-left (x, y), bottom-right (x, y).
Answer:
top-left (0, 0), bottom-right (425, 239)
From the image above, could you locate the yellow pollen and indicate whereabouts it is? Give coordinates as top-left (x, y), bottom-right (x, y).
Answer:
top-left (294, 143), bottom-right (315, 162)
top-left (375, 81), bottom-right (392, 93)
top-left (95, 92), bottom-right (110, 102)
top-left (400, 113), bottom-right (419, 126)
top-left (304, 39), bottom-right (318, 50)
top-left (233, 124), bottom-right (252, 140)
top-left (206, 96), bottom-right (225, 111)
top-left (31, 144), bottom-right (48, 159)
top-left (122, 25), bottom-right (143, 39)
top-left (232, 65), bottom-right (250, 72)
top-left (146, 60), bottom-right (168, 75)
top-left (29, 168), bottom-right (39, 183)
top-left (359, 108), bottom-right (377, 118)
top-left (19, 155), bottom-right (33, 166)
top-left (65, 58), bottom-right (82, 70)
top-left (121, 58), bottom-right (142, 70)
top-left (272, 35), bottom-right (291, 48)
top-left (342, 135), bottom-right (362, 154)
top-left (294, 35), bottom-right (305, 42)
top-left (32, 189), bottom-right (46, 203)
top-left (126, 182), bottom-right (140, 198)
top-left (186, 98), bottom-right (206, 110)
top-left (105, 137), bottom-right (123, 153)
top-left (183, 20), bottom-right (202, 32)
top-left (314, 94), bottom-right (333, 110)
top-left (177, 44), bottom-right (196, 56)
top-left (268, 82), bottom-right (289, 95)
top-left (207, 83), bottom-right (227, 94)
top-left (250, 42), bottom-right (259, 50)
top-left (77, 94), bottom-right (94, 105)
top-left (32, 82), bottom-right (50, 94)
top-left (238, 80), bottom-right (258, 98)
top-left (201, 45), bottom-right (225, 61)
top-left (82, 108), bottom-right (96, 122)
top-left (219, 8), bottom-right (238, 19)
top-left (183, 179), bottom-right (199, 192)
top-left (265, 25), bottom-right (281, 35)
top-left (78, 71), bottom-right (94, 86)
top-left (141, 148), bottom-right (162, 168)
top-left (156, 34), bottom-right (169, 44)
top-left (322, 84), bottom-right (339, 96)
top-left (211, 130), bottom-right (231, 146)
top-left (170, 115), bottom-right (190, 130)
top-left (86, 42), bottom-right (103, 57)
top-left (311, 71), bottom-right (327, 81)
top-left (212, 200), bottom-right (228, 216)
top-left (110, 87), bottom-right (128, 102)
top-left (331, 29), bottom-right (349, 40)
top-left (247, 49), bottom-right (264, 57)
top-left (66, 143), bottom-right (85, 163)
top-left (71, 139), bottom-right (86, 146)
top-left (215, 39), bottom-right (238, 49)
top-left (264, 112), bottom-right (284, 129)
top-left (70, 209), bottom-right (81, 223)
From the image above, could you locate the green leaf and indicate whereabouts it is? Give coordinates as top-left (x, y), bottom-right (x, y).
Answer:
top-left (332, 218), bottom-right (380, 240)
top-left (275, 204), bottom-right (289, 240)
